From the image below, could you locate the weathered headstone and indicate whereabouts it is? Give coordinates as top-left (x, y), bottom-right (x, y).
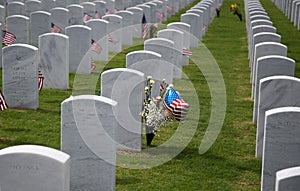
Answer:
top-left (126, 50), bottom-right (173, 97)
top-left (7, 1), bottom-right (25, 16)
top-left (25, 0), bottom-right (41, 17)
top-left (50, 7), bottom-right (69, 34)
top-left (67, 4), bottom-right (84, 26)
top-left (6, 15), bottom-right (30, 44)
top-left (262, 107), bottom-right (300, 191)
top-left (101, 68), bottom-right (144, 151)
top-left (115, 10), bottom-right (134, 45)
top-left (144, 38), bottom-right (182, 79)
top-left (275, 166), bottom-right (300, 191)
top-left (257, 76), bottom-right (300, 158)
top-left (181, 13), bottom-right (201, 48)
top-left (30, 11), bottom-right (51, 47)
top-left (65, 25), bottom-right (91, 74)
top-left (61, 95), bottom-right (117, 191)
top-left (94, 0), bottom-right (106, 18)
top-left (126, 7), bottom-right (143, 38)
top-left (186, 9), bottom-right (204, 40)
top-left (39, 33), bottom-right (69, 90)
top-left (102, 14), bottom-right (123, 53)
top-left (80, 1), bottom-right (96, 17)
top-left (0, 145), bottom-right (70, 191)
top-left (2, 44), bottom-right (39, 110)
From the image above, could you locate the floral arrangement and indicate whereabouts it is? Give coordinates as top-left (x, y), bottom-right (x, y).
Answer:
top-left (142, 76), bottom-right (189, 146)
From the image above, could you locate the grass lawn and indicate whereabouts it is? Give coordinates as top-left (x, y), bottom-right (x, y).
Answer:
top-left (1, 0), bottom-right (300, 190)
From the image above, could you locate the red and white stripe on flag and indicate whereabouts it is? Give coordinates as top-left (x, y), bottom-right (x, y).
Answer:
top-left (83, 13), bottom-right (93, 24)
top-left (182, 48), bottom-right (192, 56)
top-left (142, 23), bottom-right (149, 39)
top-left (108, 34), bottom-right (114, 43)
top-left (91, 39), bottom-right (102, 54)
top-left (164, 98), bottom-right (189, 121)
top-left (38, 70), bottom-right (44, 91)
top-left (51, 23), bottom-right (61, 33)
top-left (0, 91), bottom-right (8, 111)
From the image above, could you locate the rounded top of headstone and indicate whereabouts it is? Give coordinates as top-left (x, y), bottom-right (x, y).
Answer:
top-left (136, 4), bottom-right (150, 8)
top-left (0, 145), bottom-right (70, 163)
top-left (66, 4), bottom-right (84, 9)
top-left (8, 1), bottom-right (24, 5)
top-left (94, 0), bottom-right (106, 3)
top-left (257, 55), bottom-right (294, 63)
top-left (188, 9), bottom-right (204, 14)
top-left (80, 2), bottom-right (96, 6)
top-left (126, 7), bottom-right (143, 12)
top-left (62, 95), bottom-right (118, 106)
top-left (276, 166), bottom-right (300, 181)
top-left (144, 2), bottom-right (157, 6)
top-left (115, 10), bottom-right (134, 15)
top-left (144, 37), bottom-right (174, 47)
top-left (102, 14), bottom-right (123, 20)
top-left (30, 10), bottom-right (51, 16)
top-left (167, 22), bottom-right (191, 28)
top-left (260, 75), bottom-right (300, 84)
top-left (6, 15), bottom-right (30, 20)
top-left (253, 32), bottom-right (280, 38)
top-left (50, 7), bottom-right (69, 12)
top-left (252, 25), bottom-right (276, 30)
top-left (86, 19), bottom-right (109, 25)
top-left (65, 25), bottom-right (91, 31)
top-left (266, 107), bottom-right (300, 117)
top-left (102, 68), bottom-right (144, 77)
top-left (3, 43), bottom-right (38, 51)
top-left (39, 32), bottom-right (69, 39)
top-left (158, 28), bottom-right (184, 35)
top-left (126, 50), bottom-right (162, 58)
top-left (181, 12), bottom-right (200, 17)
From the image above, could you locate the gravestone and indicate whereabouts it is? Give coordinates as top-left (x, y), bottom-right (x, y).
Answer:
top-left (80, 2), bottom-right (96, 17)
top-left (94, 0), bottom-right (106, 18)
top-left (144, 38), bottom-right (182, 79)
top-left (181, 13), bottom-right (201, 48)
top-left (276, 166), bottom-right (300, 191)
top-left (126, 50), bottom-right (173, 97)
top-left (104, 0), bottom-right (115, 13)
top-left (262, 107), bottom-right (300, 191)
top-left (67, 4), bottom-right (84, 26)
top-left (7, 1), bottom-right (25, 16)
top-left (126, 7), bottom-right (143, 38)
top-left (30, 11), bottom-right (51, 47)
top-left (40, 0), bottom-right (55, 12)
top-left (86, 19), bottom-right (109, 61)
top-left (0, 145), bottom-right (70, 191)
top-left (167, 22), bottom-right (191, 66)
top-left (251, 42), bottom-right (287, 100)
top-left (101, 68), bottom-right (144, 151)
top-left (115, 10), bottom-right (134, 45)
top-left (144, 2), bottom-right (157, 23)
top-left (66, 25), bottom-right (91, 74)
top-left (114, 0), bottom-right (123, 10)
top-left (39, 33), bottom-right (69, 90)
top-left (50, 7), bottom-right (69, 34)
top-left (2, 44), bottom-right (39, 110)
top-left (136, 4), bottom-right (151, 27)
top-left (256, 76), bottom-right (300, 158)
top-left (25, 0), bottom-right (41, 17)
top-left (102, 14), bottom-right (122, 53)
top-left (61, 95), bottom-right (117, 191)
top-left (192, 6), bottom-right (209, 34)
top-left (6, 15), bottom-right (30, 44)
top-left (186, 9), bottom-right (204, 39)
top-left (157, 29), bottom-right (184, 78)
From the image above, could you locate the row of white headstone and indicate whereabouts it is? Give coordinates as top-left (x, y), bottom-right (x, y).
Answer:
top-left (245, 0), bottom-right (300, 191)
top-left (271, 0), bottom-right (300, 30)
top-left (0, 0), bottom-right (208, 190)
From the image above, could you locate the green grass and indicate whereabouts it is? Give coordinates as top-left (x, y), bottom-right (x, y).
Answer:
top-left (1, 0), bottom-right (300, 190)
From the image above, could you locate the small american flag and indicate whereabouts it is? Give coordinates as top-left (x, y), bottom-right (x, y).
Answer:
top-left (2, 30), bottom-right (16, 45)
top-left (114, 8), bottom-right (119, 13)
top-left (167, 5), bottom-right (173, 14)
top-left (182, 48), bottom-right (192, 56)
top-left (202, 24), bottom-right (207, 31)
top-left (38, 70), bottom-right (44, 91)
top-left (0, 90), bottom-right (8, 111)
top-left (90, 58), bottom-right (96, 71)
top-left (142, 14), bottom-right (149, 39)
top-left (163, 87), bottom-right (189, 121)
top-left (83, 13), bottom-right (93, 24)
top-left (155, 11), bottom-right (164, 22)
top-left (106, 9), bottom-right (112, 15)
top-left (51, 23), bottom-right (61, 33)
top-left (95, 11), bottom-right (101, 19)
top-left (91, 39), bottom-right (102, 54)
top-left (108, 34), bottom-right (114, 43)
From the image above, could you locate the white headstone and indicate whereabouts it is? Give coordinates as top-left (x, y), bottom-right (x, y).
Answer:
top-left (181, 13), bottom-right (201, 48)
top-left (115, 10), bottom-right (134, 45)
top-left (276, 166), bottom-right (300, 191)
top-left (6, 15), bottom-right (30, 44)
top-left (67, 4), bottom-right (84, 26)
top-left (50, 7), bottom-right (69, 34)
top-left (30, 11), bottom-right (51, 47)
top-left (102, 14), bottom-right (123, 53)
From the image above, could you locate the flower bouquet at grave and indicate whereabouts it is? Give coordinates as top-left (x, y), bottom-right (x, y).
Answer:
top-left (142, 76), bottom-right (189, 146)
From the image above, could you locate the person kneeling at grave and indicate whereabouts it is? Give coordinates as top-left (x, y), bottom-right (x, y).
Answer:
top-left (230, 3), bottom-right (243, 21)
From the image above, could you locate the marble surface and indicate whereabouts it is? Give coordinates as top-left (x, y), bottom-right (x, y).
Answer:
top-left (94, 1), bottom-right (106, 18)
top-left (80, 2), bottom-right (96, 17)
top-left (275, 166), bottom-right (300, 191)
top-left (39, 33), bottom-right (69, 90)
top-left (126, 7), bottom-right (143, 38)
top-left (102, 15), bottom-right (123, 53)
top-left (256, 76), bottom-right (300, 158)
top-left (6, 15), bottom-right (30, 44)
top-left (50, 7), bottom-right (69, 34)
top-left (61, 95), bottom-right (117, 191)
top-left (67, 4), bottom-right (84, 26)
top-left (86, 19), bottom-right (109, 61)
top-left (0, 145), bottom-right (70, 191)
top-left (7, 1), bottom-right (24, 16)
top-left (101, 68), bottom-right (144, 151)
top-left (186, 9), bottom-right (204, 41)
top-left (181, 13), bottom-right (201, 48)
top-left (253, 55), bottom-right (295, 124)
top-left (144, 38), bottom-right (182, 79)
top-left (30, 11), bottom-right (50, 47)
top-left (126, 50), bottom-right (173, 97)
top-left (262, 107), bottom-right (300, 191)
top-left (115, 10), bottom-right (134, 46)
top-left (2, 44), bottom-right (39, 110)
top-left (167, 22), bottom-right (191, 66)
top-left (65, 25), bottom-right (91, 74)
